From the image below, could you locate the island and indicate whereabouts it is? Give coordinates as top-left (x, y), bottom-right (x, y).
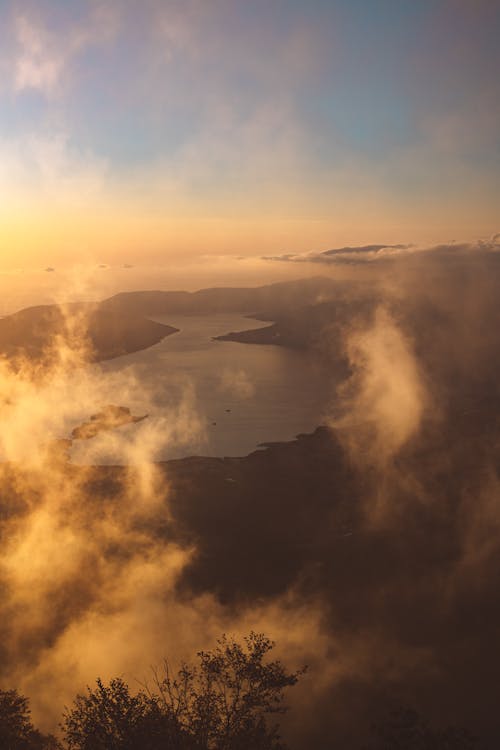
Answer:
top-left (71, 405), bottom-right (148, 440)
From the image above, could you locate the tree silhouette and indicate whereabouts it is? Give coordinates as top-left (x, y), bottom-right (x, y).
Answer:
top-left (62, 632), bottom-right (304, 750)
top-left (0, 688), bottom-right (59, 749)
top-left (151, 632), bottom-right (305, 749)
top-left (366, 707), bottom-right (478, 750)
top-left (61, 677), bottom-right (186, 750)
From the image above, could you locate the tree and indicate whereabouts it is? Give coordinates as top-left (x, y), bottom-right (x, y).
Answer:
top-left (62, 632), bottom-right (305, 750)
top-left (61, 678), bottom-right (186, 750)
top-left (366, 707), bottom-right (478, 750)
top-left (0, 688), bottom-right (60, 750)
top-left (151, 632), bottom-right (305, 750)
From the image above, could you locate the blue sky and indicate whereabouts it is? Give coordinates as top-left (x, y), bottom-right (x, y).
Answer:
top-left (0, 0), bottom-right (498, 270)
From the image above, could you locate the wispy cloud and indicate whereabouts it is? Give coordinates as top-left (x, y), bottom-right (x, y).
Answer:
top-left (14, 15), bottom-right (63, 95)
top-left (0, 130), bottom-right (108, 207)
top-left (12, 4), bottom-right (119, 96)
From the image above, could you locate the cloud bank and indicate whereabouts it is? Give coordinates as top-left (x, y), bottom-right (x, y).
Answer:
top-left (265, 235), bottom-right (500, 266)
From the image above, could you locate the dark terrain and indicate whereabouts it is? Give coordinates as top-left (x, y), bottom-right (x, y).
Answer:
top-left (1, 257), bottom-right (500, 748)
top-left (3, 406), bottom-right (499, 747)
top-left (0, 276), bottom-right (353, 363)
top-left (0, 303), bottom-right (177, 363)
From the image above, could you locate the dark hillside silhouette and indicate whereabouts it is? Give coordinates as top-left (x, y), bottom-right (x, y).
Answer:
top-left (0, 304), bottom-right (177, 364)
top-left (0, 277), bottom-right (344, 365)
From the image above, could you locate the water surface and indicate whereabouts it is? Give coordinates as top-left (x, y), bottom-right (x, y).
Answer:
top-left (70, 314), bottom-right (333, 463)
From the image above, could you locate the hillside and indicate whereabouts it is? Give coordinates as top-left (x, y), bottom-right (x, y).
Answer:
top-left (0, 303), bottom-right (178, 364)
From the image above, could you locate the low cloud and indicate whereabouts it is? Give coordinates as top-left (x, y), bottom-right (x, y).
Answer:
top-left (2, 250), bottom-right (500, 747)
top-left (330, 307), bottom-right (429, 469)
top-left (218, 368), bottom-right (255, 399)
top-left (0, 298), bottom-right (320, 737)
top-left (264, 243), bottom-right (412, 265)
top-left (265, 235), bottom-right (500, 266)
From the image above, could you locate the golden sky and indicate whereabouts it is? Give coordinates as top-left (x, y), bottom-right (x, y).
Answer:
top-left (0, 0), bottom-right (498, 273)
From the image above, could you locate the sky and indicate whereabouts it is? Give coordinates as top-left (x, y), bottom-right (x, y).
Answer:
top-left (1, 4), bottom-right (500, 742)
top-left (0, 0), bottom-right (498, 275)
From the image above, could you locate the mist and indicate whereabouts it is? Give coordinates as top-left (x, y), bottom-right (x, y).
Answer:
top-left (0, 242), bottom-right (497, 747)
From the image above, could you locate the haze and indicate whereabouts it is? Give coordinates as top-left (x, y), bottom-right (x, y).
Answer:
top-left (0, 3), bottom-right (499, 750)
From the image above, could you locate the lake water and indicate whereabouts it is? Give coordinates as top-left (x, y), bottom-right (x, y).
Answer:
top-left (70, 314), bottom-right (334, 464)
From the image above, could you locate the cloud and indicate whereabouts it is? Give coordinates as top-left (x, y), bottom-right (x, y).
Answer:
top-left (264, 243), bottom-right (411, 265)
top-left (265, 236), bottom-right (500, 266)
top-left (167, 247), bottom-right (500, 745)
top-left (0, 299), bottom-right (205, 726)
top-left (2, 247), bottom-right (500, 746)
top-left (0, 293), bottom-right (323, 736)
top-left (330, 307), bottom-right (428, 470)
top-left (321, 244), bottom-right (409, 258)
top-left (12, 4), bottom-right (119, 96)
top-left (0, 130), bottom-right (108, 209)
top-left (14, 15), bottom-right (63, 95)
top-left (218, 368), bottom-right (255, 400)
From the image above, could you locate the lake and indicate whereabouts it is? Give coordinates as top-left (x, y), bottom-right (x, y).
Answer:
top-left (70, 314), bottom-right (334, 464)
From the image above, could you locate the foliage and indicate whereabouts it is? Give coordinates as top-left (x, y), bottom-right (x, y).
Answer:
top-left (151, 631), bottom-right (305, 749)
top-left (61, 632), bottom-right (305, 750)
top-left (61, 677), bottom-right (184, 750)
top-left (366, 707), bottom-right (478, 750)
top-left (0, 688), bottom-right (60, 750)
